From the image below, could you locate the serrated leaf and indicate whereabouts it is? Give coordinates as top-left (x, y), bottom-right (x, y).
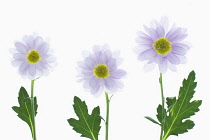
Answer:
top-left (166, 97), bottom-right (176, 109)
top-left (67, 96), bottom-right (101, 140)
top-left (156, 104), bottom-right (166, 123)
top-left (12, 87), bottom-right (38, 136)
top-left (145, 116), bottom-right (160, 125)
top-left (162, 71), bottom-right (202, 140)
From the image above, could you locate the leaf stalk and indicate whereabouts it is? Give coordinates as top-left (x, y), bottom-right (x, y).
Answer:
top-left (105, 92), bottom-right (110, 140)
top-left (159, 73), bottom-right (165, 140)
top-left (31, 80), bottom-right (37, 140)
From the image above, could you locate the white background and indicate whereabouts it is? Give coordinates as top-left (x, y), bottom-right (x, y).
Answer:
top-left (0, 0), bottom-right (209, 139)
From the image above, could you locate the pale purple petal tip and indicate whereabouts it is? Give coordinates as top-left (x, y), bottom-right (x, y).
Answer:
top-left (155, 54), bottom-right (163, 64)
top-left (172, 46), bottom-right (187, 55)
top-left (138, 49), bottom-right (156, 61)
top-left (110, 69), bottom-right (126, 79)
top-left (15, 42), bottom-right (27, 54)
top-left (167, 53), bottom-right (180, 64)
top-left (156, 25), bottom-right (165, 38)
top-left (91, 84), bottom-right (100, 94)
top-left (105, 77), bottom-right (118, 92)
top-left (158, 58), bottom-right (167, 73)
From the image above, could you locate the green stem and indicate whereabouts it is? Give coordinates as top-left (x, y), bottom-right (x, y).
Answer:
top-left (31, 80), bottom-right (37, 140)
top-left (105, 92), bottom-right (110, 140)
top-left (159, 73), bottom-right (165, 140)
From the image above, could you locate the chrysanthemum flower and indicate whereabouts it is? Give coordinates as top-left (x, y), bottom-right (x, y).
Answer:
top-left (78, 45), bottom-right (126, 95)
top-left (135, 17), bottom-right (190, 73)
top-left (11, 35), bottom-right (56, 80)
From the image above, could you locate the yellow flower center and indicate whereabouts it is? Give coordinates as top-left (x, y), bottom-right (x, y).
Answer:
top-left (153, 38), bottom-right (172, 55)
top-left (93, 64), bottom-right (109, 78)
top-left (27, 50), bottom-right (41, 63)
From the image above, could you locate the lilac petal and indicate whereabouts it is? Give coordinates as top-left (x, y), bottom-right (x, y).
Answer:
top-left (28, 36), bottom-right (35, 49)
top-left (138, 49), bottom-right (156, 61)
top-left (158, 58), bottom-right (167, 73)
top-left (143, 25), bottom-right (158, 41)
top-left (143, 62), bottom-right (156, 72)
top-left (84, 56), bottom-right (96, 69)
top-left (29, 65), bottom-right (36, 76)
top-left (83, 74), bottom-right (95, 80)
top-left (77, 61), bottom-right (90, 70)
top-left (104, 50), bottom-right (112, 62)
top-left (91, 51), bottom-right (100, 64)
top-left (110, 69), bottom-right (126, 79)
top-left (136, 38), bottom-right (153, 46)
top-left (136, 31), bottom-right (153, 44)
top-left (99, 52), bottom-right (106, 64)
top-left (24, 35), bottom-right (35, 49)
top-left (19, 62), bottom-right (29, 73)
top-left (167, 53), bottom-right (180, 64)
top-left (171, 34), bottom-right (188, 42)
top-left (40, 54), bottom-right (49, 59)
top-left (93, 45), bottom-right (100, 54)
top-left (10, 48), bottom-right (18, 55)
top-left (182, 28), bottom-right (187, 34)
top-left (83, 72), bottom-right (94, 80)
top-left (15, 42), bottom-right (27, 53)
top-left (37, 43), bottom-right (49, 55)
top-left (116, 57), bottom-right (123, 66)
top-left (101, 44), bottom-right (109, 52)
top-left (35, 62), bottom-right (43, 71)
top-left (165, 27), bottom-right (179, 38)
top-left (89, 78), bottom-right (99, 88)
top-left (98, 78), bottom-right (105, 86)
top-left (137, 31), bottom-right (153, 40)
top-left (39, 61), bottom-right (48, 69)
top-left (19, 67), bottom-right (28, 77)
top-left (112, 51), bottom-right (120, 58)
top-left (90, 84), bottom-right (100, 94)
top-left (36, 68), bottom-right (43, 77)
top-left (12, 60), bottom-right (22, 67)
top-left (155, 54), bottom-right (163, 64)
top-left (172, 46), bottom-right (187, 55)
top-left (173, 43), bottom-right (190, 51)
top-left (160, 17), bottom-right (169, 32)
top-left (150, 20), bottom-right (159, 29)
top-left (148, 56), bottom-right (155, 64)
top-left (109, 66), bottom-right (117, 72)
top-left (177, 55), bottom-right (187, 64)
top-left (149, 28), bottom-right (159, 41)
top-left (115, 80), bottom-right (124, 89)
top-left (105, 77), bottom-right (117, 92)
top-left (156, 25), bottom-right (165, 38)
top-left (34, 36), bottom-right (43, 49)
top-left (45, 55), bottom-right (56, 63)
top-left (133, 45), bottom-right (151, 55)
top-left (107, 58), bottom-right (116, 68)
top-left (168, 62), bottom-right (177, 72)
top-left (166, 28), bottom-right (182, 41)
top-left (83, 80), bottom-right (90, 89)
top-left (13, 53), bottom-right (25, 61)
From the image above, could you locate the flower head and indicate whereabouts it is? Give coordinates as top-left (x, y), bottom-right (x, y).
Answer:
top-left (11, 35), bottom-right (56, 80)
top-left (135, 17), bottom-right (190, 73)
top-left (78, 45), bottom-right (126, 95)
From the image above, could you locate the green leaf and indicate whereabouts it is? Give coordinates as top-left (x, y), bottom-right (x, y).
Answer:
top-left (162, 71), bottom-right (202, 140)
top-left (145, 116), bottom-right (160, 126)
top-left (12, 87), bottom-right (38, 136)
top-left (166, 97), bottom-right (176, 109)
top-left (67, 96), bottom-right (101, 140)
top-left (156, 104), bottom-right (166, 123)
